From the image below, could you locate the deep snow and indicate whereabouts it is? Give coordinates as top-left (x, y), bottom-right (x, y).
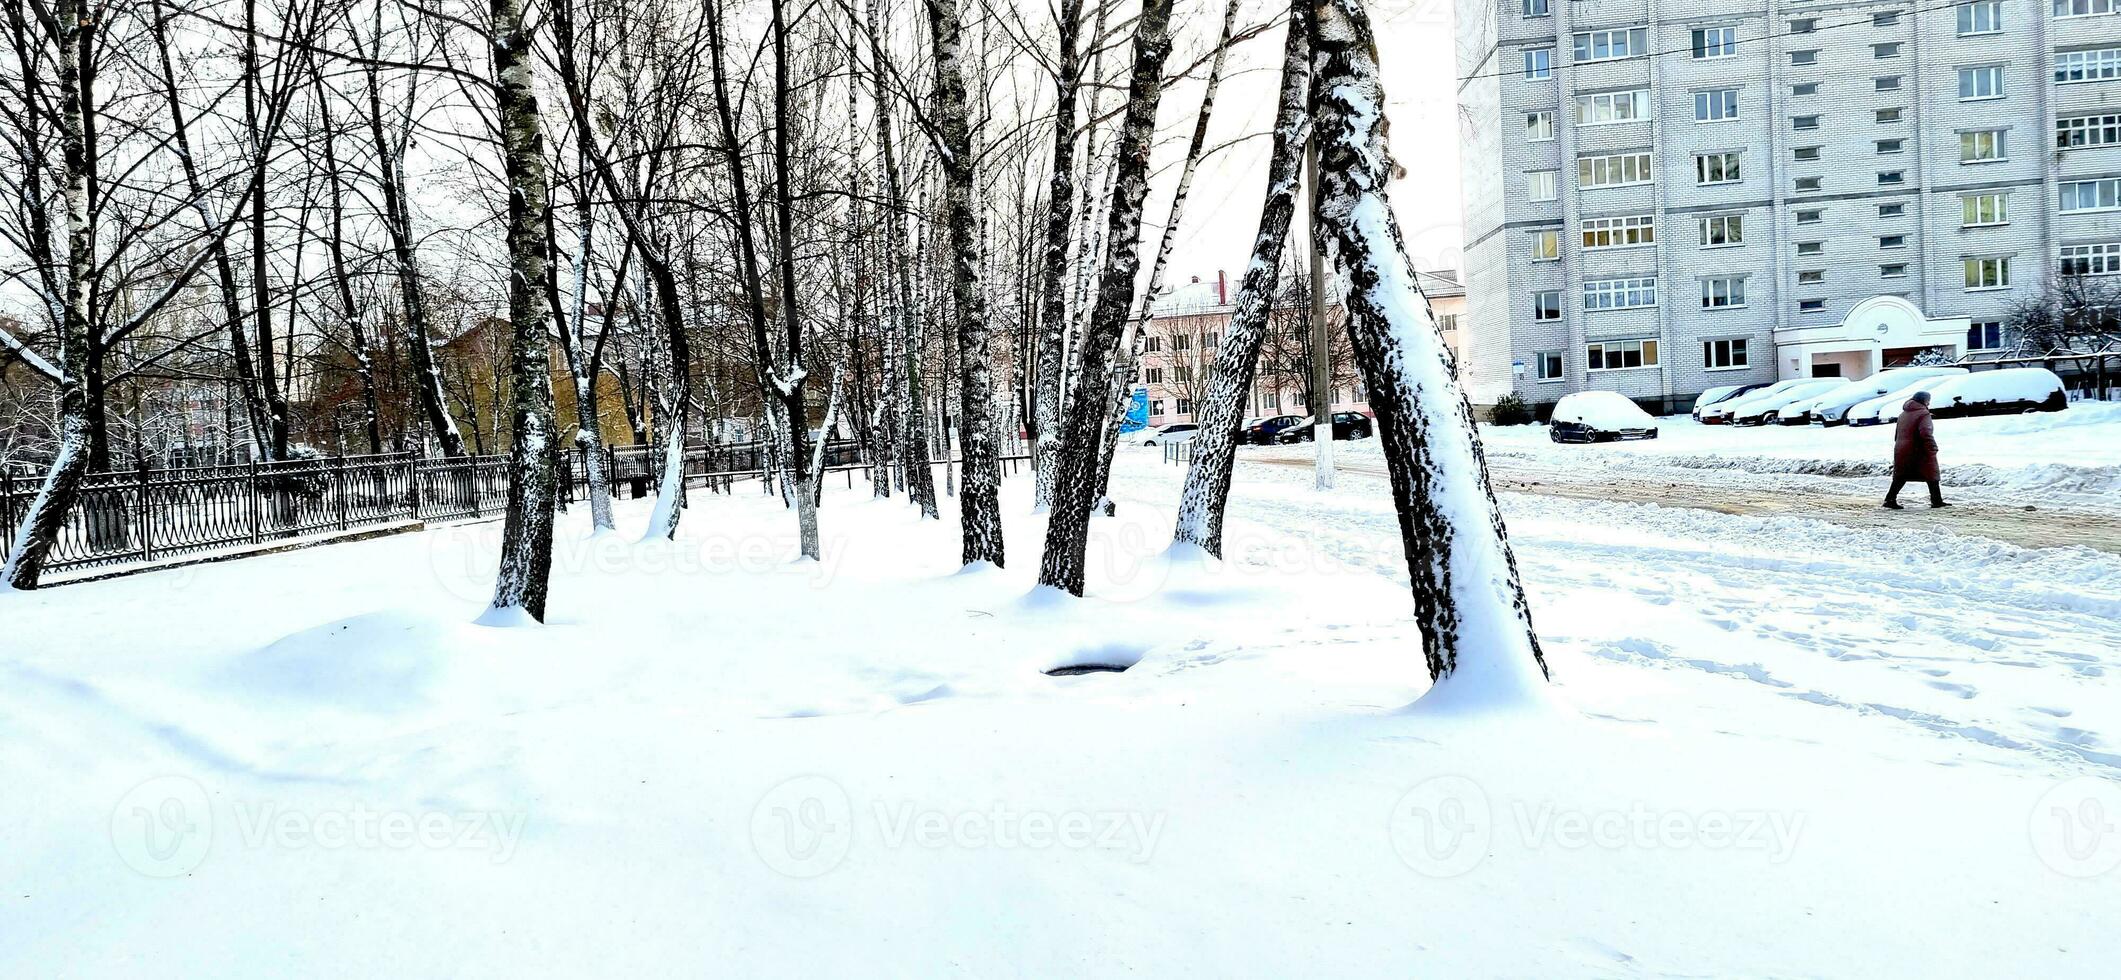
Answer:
top-left (3, 446), bottom-right (2117, 975)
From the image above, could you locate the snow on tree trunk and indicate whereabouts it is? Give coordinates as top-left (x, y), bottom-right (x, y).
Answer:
top-left (1308, 0), bottom-right (1549, 696)
top-left (1031, 0), bottom-right (1085, 513)
top-left (1173, 0), bottom-right (1312, 556)
top-left (863, 0), bottom-right (937, 520)
top-left (485, 0), bottom-right (560, 623)
top-left (1036, 0), bottom-right (1176, 596)
top-left (925, 0), bottom-right (1005, 567)
top-left (2, 0), bottom-right (94, 592)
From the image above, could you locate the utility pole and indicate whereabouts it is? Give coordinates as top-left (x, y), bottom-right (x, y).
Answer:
top-left (1306, 138), bottom-right (1334, 491)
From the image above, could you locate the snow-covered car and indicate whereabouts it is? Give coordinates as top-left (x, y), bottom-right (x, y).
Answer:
top-left (1691, 383), bottom-right (1768, 422)
top-left (1697, 378), bottom-right (1812, 424)
top-left (1847, 375), bottom-right (1946, 426)
top-left (1140, 423), bottom-right (1199, 447)
top-left (1922, 368), bottom-right (2068, 419)
top-left (1722, 379), bottom-right (1846, 426)
top-left (1548, 391), bottom-right (1659, 443)
top-left (1803, 367), bottom-right (1967, 425)
top-left (1762, 380), bottom-right (1863, 425)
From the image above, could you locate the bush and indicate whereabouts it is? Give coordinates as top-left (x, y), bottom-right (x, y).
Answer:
top-left (1490, 393), bottom-right (1535, 426)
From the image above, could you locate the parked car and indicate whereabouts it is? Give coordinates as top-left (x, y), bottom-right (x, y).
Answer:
top-left (1141, 423), bottom-right (1199, 447)
top-left (1764, 380), bottom-right (1862, 425)
top-left (1548, 391), bottom-right (1659, 443)
top-left (1922, 368), bottom-right (2068, 418)
top-left (1803, 367), bottom-right (1967, 425)
top-left (1723, 379), bottom-right (1845, 426)
top-left (1697, 378), bottom-right (1812, 424)
top-left (1847, 376), bottom-right (1947, 427)
top-left (1249, 414), bottom-right (1309, 444)
top-left (1272, 411), bottom-right (1375, 443)
top-left (1691, 383), bottom-right (1769, 422)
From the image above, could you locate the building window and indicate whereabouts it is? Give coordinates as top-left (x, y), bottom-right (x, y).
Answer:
top-left (2057, 0), bottom-right (2119, 17)
top-left (1175, 398), bottom-right (1194, 415)
top-left (1878, 171), bottom-right (1907, 187)
top-left (1175, 334), bottom-right (1192, 351)
top-left (1881, 263), bottom-right (1908, 278)
top-left (1701, 277), bottom-right (1748, 309)
top-left (1797, 241), bottom-right (1824, 256)
top-left (1143, 336), bottom-right (1162, 352)
top-left (1958, 1), bottom-right (2003, 34)
top-left (1692, 26), bottom-right (1737, 59)
top-left (1791, 50), bottom-right (1819, 66)
top-left (2060, 242), bottom-right (2121, 274)
top-left (1522, 0), bottom-right (1550, 16)
top-left (1144, 367), bottom-right (1163, 383)
top-left (1792, 115), bottom-right (1820, 131)
top-left (1791, 17), bottom-right (1817, 32)
top-left (1797, 270), bottom-right (1825, 285)
top-left (1877, 138), bottom-right (1904, 154)
top-left (1880, 234), bottom-right (1908, 249)
top-left (1532, 290), bottom-right (1562, 320)
top-left (1587, 339), bottom-right (1659, 370)
top-left (1535, 351), bottom-right (1564, 381)
top-left (1530, 230), bottom-right (1560, 261)
top-left (1879, 202), bottom-right (1907, 218)
top-left (1874, 43), bottom-right (1902, 59)
top-left (1524, 48), bottom-right (1553, 80)
top-left (1700, 213), bottom-right (1744, 247)
top-left (1792, 82), bottom-right (1819, 97)
top-left (1795, 208), bottom-right (1823, 224)
top-left (1576, 89), bottom-right (1651, 126)
top-left (1964, 256), bottom-right (2012, 291)
top-left (1967, 320), bottom-right (2004, 351)
top-left (2055, 48), bottom-right (2121, 83)
top-left (1795, 176), bottom-right (1822, 192)
top-left (1579, 152), bottom-right (1653, 188)
top-left (1873, 11), bottom-right (1901, 25)
top-left (1793, 146), bottom-right (1821, 161)
top-left (1581, 214), bottom-right (1656, 249)
top-left (1694, 89), bottom-right (1739, 122)
top-left (1963, 192), bottom-right (2009, 226)
top-left (1582, 277), bottom-right (1659, 312)
top-left (2057, 113), bottom-right (2121, 148)
top-left (1875, 76), bottom-right (1902, 92)
top-left (1958, 65), bottom-right (2006, 101)
top-left (1877, 108), bottom-right (1904, 124)
top-left (1703, 338), bottom-right (1750, 369)
top-left (1573, 27), bottom-right (1649, 63)
top-left (1694, 152), bottom-right (1742, 185)
top-left (1528, 170), bottom-right (1558, 201)
top-left (1149, 399), bottom-right (1165, 416)
top-left (1799, 299), bottom-right (1827, 312)
top-left (1526, 111), bottom-right (1555, 141)
top-left (2062, 178), bottom-right (2121, 212)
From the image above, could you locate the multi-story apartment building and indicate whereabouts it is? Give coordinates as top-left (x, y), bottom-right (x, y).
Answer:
top-left (1134, 269), bottom-right (1468, 428)
top-left (1455, 0), bottom-right (2121, 414)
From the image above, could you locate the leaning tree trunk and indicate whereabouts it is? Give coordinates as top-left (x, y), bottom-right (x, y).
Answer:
top-left (486, 0), bottom-right (559, 622)
top-left (3, 0), bottom-right (93, 591)
top-left (1174, 0), bottom-right (1311, 556)
top-left (363, 53), bottom-right (465, 457)
top-left (1308, 0), bottom-right (1548, 692)
top-left (1031, 0), bottom-right (1086, 511)
top-left (1036, 0), bottom-right (1176, 596)
top-left (926, 0), bottom-right (1005, 566)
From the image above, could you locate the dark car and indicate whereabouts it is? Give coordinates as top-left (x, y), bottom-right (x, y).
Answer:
top-left (1272, 411), bottom-right (1375, 443)
top-left (1249, 414), bottom-right (1309, 444)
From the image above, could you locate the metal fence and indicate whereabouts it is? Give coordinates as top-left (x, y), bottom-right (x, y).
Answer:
top-left (0, 452), bottom-right (510, 574)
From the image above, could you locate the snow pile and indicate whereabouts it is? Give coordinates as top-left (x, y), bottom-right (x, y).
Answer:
top-left (1927, 367), bottom-right (2065, 411)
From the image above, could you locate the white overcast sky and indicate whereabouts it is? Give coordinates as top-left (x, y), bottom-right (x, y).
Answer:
top-left (1136, 0), bottom-right (1464, 290)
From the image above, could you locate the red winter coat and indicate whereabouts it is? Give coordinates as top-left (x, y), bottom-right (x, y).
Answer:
top-left (1893, 399), bottom-right (1940, 481)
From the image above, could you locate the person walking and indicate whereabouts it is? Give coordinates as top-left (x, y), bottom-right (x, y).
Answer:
top-left (1885, 390), bottom-right (1949, 510)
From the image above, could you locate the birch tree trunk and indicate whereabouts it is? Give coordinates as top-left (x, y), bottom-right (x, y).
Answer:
top-left (925, 0), bottom-right (1005, 566)
top-left (864, 0), bottom-right (937, 518)
top-left (770, 0), bottom-right (820, 560)
top-left (486, 0), bottom-right (559, 622)
top-left (1031, 0), bottom-right (1085, 512)
top-left (1308, 0), bottom-right (1548, 692)
top-left (1036, 0), bottom-right (1176, 595)
top-left (3, 0), bottom-right (93, 591)
top-left (1173, 0), bottom-right (1311, 556)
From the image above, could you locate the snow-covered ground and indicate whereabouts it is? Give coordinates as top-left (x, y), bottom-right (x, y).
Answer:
top-left (1476, 399), bottom-right (2121, 511)
top-left (4, 445), bottom-right (2117, 975)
